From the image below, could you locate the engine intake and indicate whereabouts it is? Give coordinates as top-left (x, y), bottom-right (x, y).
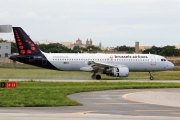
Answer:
top-left (113, 66), bottom-right (129, 77)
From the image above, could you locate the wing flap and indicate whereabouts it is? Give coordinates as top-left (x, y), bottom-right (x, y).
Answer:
top-left (88, 61), bottom-right (126, 70)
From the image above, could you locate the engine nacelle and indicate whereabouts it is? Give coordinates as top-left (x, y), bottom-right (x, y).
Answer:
top-left (80, 66), bottom-right (93, 72)
top-left (113, 67), bottom-right (129, 77)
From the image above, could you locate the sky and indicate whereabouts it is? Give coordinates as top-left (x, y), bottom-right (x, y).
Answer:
top-left (1, 0), bottom-right (180, 47)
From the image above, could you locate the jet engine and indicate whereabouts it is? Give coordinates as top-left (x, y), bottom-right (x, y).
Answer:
top-left (113, 66), bottom-right (129, 77)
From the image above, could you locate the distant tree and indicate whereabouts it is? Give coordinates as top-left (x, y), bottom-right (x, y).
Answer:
top-left (73, 46), bottom-right (82, 53)
top-left (143, 46), bottom-right (162, 54)
top-left (142, 45), bottom-right (180, 56)
top-left (11, 42), bottom-right (18, 53)
top-left (38, 43), bottom-right (73, 53)
top-left (114, 45), bottom-right (134, 52)
top-left (159, 46), bottom-right (178, 56)
top-left (86, 45), bottom-right (102, 53)
top-left (0, 39), bottom-right (7, 43)
top-left (72, 45), bottom-right (102, 53)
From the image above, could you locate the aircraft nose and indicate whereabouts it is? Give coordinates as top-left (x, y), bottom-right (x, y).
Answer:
top-left (169, 62), bottom-right (174, 69)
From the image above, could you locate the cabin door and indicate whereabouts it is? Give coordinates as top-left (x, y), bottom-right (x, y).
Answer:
top-left (150, 55), bottom-right (156, 65)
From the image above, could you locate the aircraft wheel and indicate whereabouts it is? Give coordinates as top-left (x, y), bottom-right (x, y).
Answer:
top-left (149, 72), bottom-right (154, 80)
top-left (150, 76), bottom-right (154, 80)
top-left (96, 74), bottom-right (101, 80)
top-left (91, 74), bottom-right (96, 79)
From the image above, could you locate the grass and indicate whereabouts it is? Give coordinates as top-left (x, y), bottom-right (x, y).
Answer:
top-left (0, 68), bottom-right (179, 80)
top-left (0, 62), bottom-right (40, 69)
top-left (0, 64), bottom-right (179, 107)
top-left (1, 82), bottom-right (180, 107)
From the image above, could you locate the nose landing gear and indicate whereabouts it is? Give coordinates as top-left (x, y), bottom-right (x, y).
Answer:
top-left (149, 72), bottom-right (154, 80)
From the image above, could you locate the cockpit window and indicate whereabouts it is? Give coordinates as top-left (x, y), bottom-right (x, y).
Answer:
top-left (161, 59), bottom-right (166, 61)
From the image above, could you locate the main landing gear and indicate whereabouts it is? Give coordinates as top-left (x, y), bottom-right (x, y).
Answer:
top-left (149, 72), bottom-right (154, 80)
top-left (91, 73), bottom-right (101, 80)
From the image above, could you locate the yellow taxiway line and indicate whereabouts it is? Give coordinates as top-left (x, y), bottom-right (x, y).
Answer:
top-left (71, 111), bottom-right (95, 114)
top-left (122, 91), bottom-right (153, 104)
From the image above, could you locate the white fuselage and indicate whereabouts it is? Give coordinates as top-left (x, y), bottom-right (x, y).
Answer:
top-left (43, 53), bottom-right (174, 72)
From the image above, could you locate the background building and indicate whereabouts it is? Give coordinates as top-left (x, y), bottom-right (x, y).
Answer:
top-left (175, 44), bottom-right (180, 49)
top-left (86, 39), bottom-right (92, 47)
top-left (139, 46), bottom-right (152, 51)
top-left (61, 38), bottom-right (93, 49)
top-left (0, 43), bottom-right (11, 57)
top-left (60, 42), bottom-right (72, 48)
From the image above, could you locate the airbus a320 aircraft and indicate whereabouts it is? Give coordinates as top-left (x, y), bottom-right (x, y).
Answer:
top-left (10, 27), bottom-right (174, 80)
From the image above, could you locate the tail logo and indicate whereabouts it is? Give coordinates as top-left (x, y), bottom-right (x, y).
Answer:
top-left (25, 40), bottom-right (36, 53)
top-left (14, 30), bottom-right (36, 54)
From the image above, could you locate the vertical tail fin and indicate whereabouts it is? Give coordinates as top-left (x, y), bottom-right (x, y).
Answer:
top-left (12, 27), bottom-right (42, 55)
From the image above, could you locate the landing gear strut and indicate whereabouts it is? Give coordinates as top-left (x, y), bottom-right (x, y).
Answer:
top-left (91, 73), bottom-right (101, 80)
top-left (149, 72), bottom-right (154, 80)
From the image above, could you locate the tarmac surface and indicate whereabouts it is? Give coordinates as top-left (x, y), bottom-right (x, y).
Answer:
top-left (1, 78), bottom-right (180, 83)
top-left (1, 88), bottom-right (180, 119)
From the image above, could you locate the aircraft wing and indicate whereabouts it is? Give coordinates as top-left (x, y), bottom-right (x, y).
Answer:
top-left (80, 61), bottom-right (127, 72)
top-left (88, 61), bottom-right (126, 70)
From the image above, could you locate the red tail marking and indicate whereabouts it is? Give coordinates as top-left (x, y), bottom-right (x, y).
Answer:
top-left (31, 47), bottom-right (35, 50)
top-left (18, 42), bottom-right (22, 45)
top-left (19, 46), bottom-right (24, 49)
top-left (20, 50), bottom-right (25, 54)
top-left (31, 44), bottom-right (34, 47)
top-left (27, 50), bottom-right (32, 54)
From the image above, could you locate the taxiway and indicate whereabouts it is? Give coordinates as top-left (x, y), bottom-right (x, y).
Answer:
top-left (1, 88), bottom-right (180, 119)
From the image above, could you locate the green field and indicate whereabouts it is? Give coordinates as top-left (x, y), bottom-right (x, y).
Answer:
top-left (0, 68), bottom-right (179, 80)
top-left (1, 82), bottom-right (180, 107)
top-left (0, 65), bottom-right (179, 107)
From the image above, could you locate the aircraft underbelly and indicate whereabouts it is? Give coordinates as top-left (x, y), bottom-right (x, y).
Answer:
top-left (57, 61), bottom-right (86, 71)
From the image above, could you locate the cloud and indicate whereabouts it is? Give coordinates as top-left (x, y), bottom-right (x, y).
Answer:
top-left (1, 0), bottom-right (180, 47)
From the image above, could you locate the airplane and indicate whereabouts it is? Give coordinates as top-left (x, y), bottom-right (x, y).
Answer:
top-left (9, 27), bottom-right (174, 80)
